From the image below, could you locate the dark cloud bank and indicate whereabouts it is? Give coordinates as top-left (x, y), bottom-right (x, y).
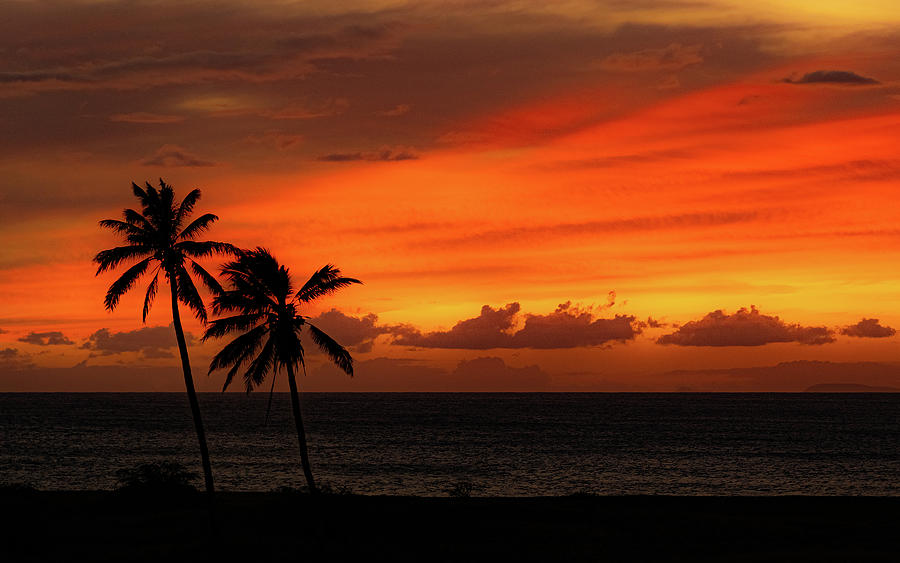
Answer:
top-left (18, 331), bottom-right (74, 346)
top-left (81, 324), bottom-right (195, 358)
top-left (311, 298), bottom-right (641, 352)
top-left (783, 70), bottom-right (879, 85)
top-left (841, 318), bottom-right (896, 338)
top-left (657, 307), bottom-right (896, 347)
top-left (657, 306), bottom-right (834, 346)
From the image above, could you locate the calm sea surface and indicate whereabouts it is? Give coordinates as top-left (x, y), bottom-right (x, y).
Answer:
top-left (1, 393), bottom-right (897, 495)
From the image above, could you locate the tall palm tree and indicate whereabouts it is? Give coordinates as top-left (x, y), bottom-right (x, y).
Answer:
top-left (94, 179), bottom-right (237, 507)
top-left (204, 248), bottom-right (360, 493)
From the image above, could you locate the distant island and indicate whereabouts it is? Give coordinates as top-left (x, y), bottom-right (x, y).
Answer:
top-left (805, 383), bottom-right (900, 393)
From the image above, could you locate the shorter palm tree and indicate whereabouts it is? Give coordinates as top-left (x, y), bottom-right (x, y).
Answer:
top-left (204, 248), bottom-right (360, 493)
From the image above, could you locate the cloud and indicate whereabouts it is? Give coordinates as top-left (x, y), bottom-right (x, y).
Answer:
top-left (394, 303), bottom-right (520, 349)
top-left (0, 19), bottom-right (401, 95)
top-left (539, 148), bottom-right (693, 171)
top-left (598, 43), bottom-right (703, 72)
top-left (0, 328), bottom-right (6, 334)
top-left (0, 347), bottom-right (33, 369)
top-left (82, 324), bottom-right (194, 358)
top-left (510, 303), bottom-right (640, 349)
top-left (841, 318), bottom-right (896, 339)
top-left (722, 159), bottom-right (899, 182)
top-left (141, 144), bottom-right (215, 167)
top-left (244, 130), bottom-right (304, 150)
top-left (376, 104), bottom-right (411, 117)
top-left (394, 301), bottom-right (641, 349)
top-left (657, 306), bottom-right (835, 346)
top-left (424, 210), bottom-right (765, 249)
top-left (783, 70), bottom-right (879, 86)
top-left (304, 355), bottom-right (549, 391)
top-left (109, 112), bottom-right (185, 124)
top-left (17, 331), bottom-right (74, 346)
top-left (307, 309), bottom-right (396, 353)
top-left (263, 97), bottom-right (349, 119)
top-left (316, 148), bottom-right (419, 162)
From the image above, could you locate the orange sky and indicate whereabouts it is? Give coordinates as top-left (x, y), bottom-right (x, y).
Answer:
top-left (2, 0), bottom-right (900, 391)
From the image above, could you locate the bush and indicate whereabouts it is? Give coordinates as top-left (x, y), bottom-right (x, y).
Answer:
top-left (115, 461), bottom-right (198, 496)
top-left (445, 480), bottom-right (480, 498)
top-left (272, 482), bottom-right (354, 496)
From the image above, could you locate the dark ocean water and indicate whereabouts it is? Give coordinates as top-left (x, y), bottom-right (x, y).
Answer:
top-left (1, 393), bottom-right (898, 495)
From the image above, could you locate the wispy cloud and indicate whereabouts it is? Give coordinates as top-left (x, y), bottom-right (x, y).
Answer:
top-left (316, 148), bottom-right (419, 162)
top-left (141, 145), bottom-right (215, 167)
top-left (109, 112), bottom-right (185, 124)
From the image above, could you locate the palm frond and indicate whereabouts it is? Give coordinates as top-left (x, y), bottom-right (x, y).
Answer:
top-left (208, 323), bottom-right (268, 369)
top-left (174, 265), bottom-right (208, 323)
top-left (142, 270), bottom-right (160, 322)
top-left (158, 179), bottom-right (176, 213)
top-left (189, 260), bottom-right (224, 296)
top-left (98, 219), bottom-right (147, 237)
top-left (208, 325), bottom-right (269, 392)
top-left (296, 264), bottom-right (361, 303)
top-left (213, 248), bottom-right (283, 312)
top-left (243, 335), bottom-right (277, 392)
top-left (123, 208), bottom-right (152, 230)
top-left (94, 245), bottom-right (152, 274)
top-left (203, 312), bottom-right (266, 340)
top-left (178, 213), bottom-right (218, 240)
top-left (131, 182), bottom-right (147, 200)
top-left (174, 188), bottom-right (201, 231)
top-left (306, 322), bottom-right (353, 376)
top-left (210, 288), bottom-right (276, 316)
top-left (103, 257), bottom-right (153, 311)
top-left (178, 240), bottom-right (240, 259)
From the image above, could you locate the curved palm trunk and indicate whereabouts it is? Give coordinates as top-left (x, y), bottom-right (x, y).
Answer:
top-left (169, 277), bottom-right (217, 522)
top-left (286, 363), bottom-right (318, 494)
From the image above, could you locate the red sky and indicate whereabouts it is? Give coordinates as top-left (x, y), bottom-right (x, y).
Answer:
top-left (2, 0), bottom-right (900, 391)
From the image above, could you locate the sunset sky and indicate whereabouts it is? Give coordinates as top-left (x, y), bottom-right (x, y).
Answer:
top-left (2, 0), bottom-right (900, 391)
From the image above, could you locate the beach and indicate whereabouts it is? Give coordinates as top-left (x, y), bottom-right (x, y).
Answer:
top-left (2, 490), bottom-right (897, 562)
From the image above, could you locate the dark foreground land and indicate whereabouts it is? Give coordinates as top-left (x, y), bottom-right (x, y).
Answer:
top-left (1, 491), bottom-right (897, 562)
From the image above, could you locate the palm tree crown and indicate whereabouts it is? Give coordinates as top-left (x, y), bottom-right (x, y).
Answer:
top-left (205, 248), bottom-right (360, 392)
top-left (94, 179), bottom-right (237, 320)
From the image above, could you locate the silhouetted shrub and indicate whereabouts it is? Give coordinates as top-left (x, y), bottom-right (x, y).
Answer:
top-left (445, 480), bottom-right (480, 498)
top-left (272, 481), bottom-right (354, 496)
top-left (115, 461), bottom-right (198, 498)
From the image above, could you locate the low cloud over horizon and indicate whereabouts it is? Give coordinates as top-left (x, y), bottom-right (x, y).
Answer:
top-left (657, 306), bottom-right (835, 347)
top-left (841, 318), bottom-right (896, 338)
top-left (81, 324), bottom-right (195, 359)
top-left (783, 70), bottom-right (880, 86)
top-left (393, 301), bottom-right (641, 350)
top-left (18, 331), bottom-right (74, 346)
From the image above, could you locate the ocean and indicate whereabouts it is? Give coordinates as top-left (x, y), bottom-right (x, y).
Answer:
top-left (1, 393), bottom-right (897, 495)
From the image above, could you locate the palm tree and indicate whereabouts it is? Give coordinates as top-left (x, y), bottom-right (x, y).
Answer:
top-left (204, 248), bottom-right (360, 493)
top-left (94, 179), bottom-right (237, 508)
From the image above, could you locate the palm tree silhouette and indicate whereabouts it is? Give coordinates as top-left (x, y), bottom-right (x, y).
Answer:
top-left (204, 248), bottom-right (360, 493)
top-left (94, 179), bottom-right (237, 510)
